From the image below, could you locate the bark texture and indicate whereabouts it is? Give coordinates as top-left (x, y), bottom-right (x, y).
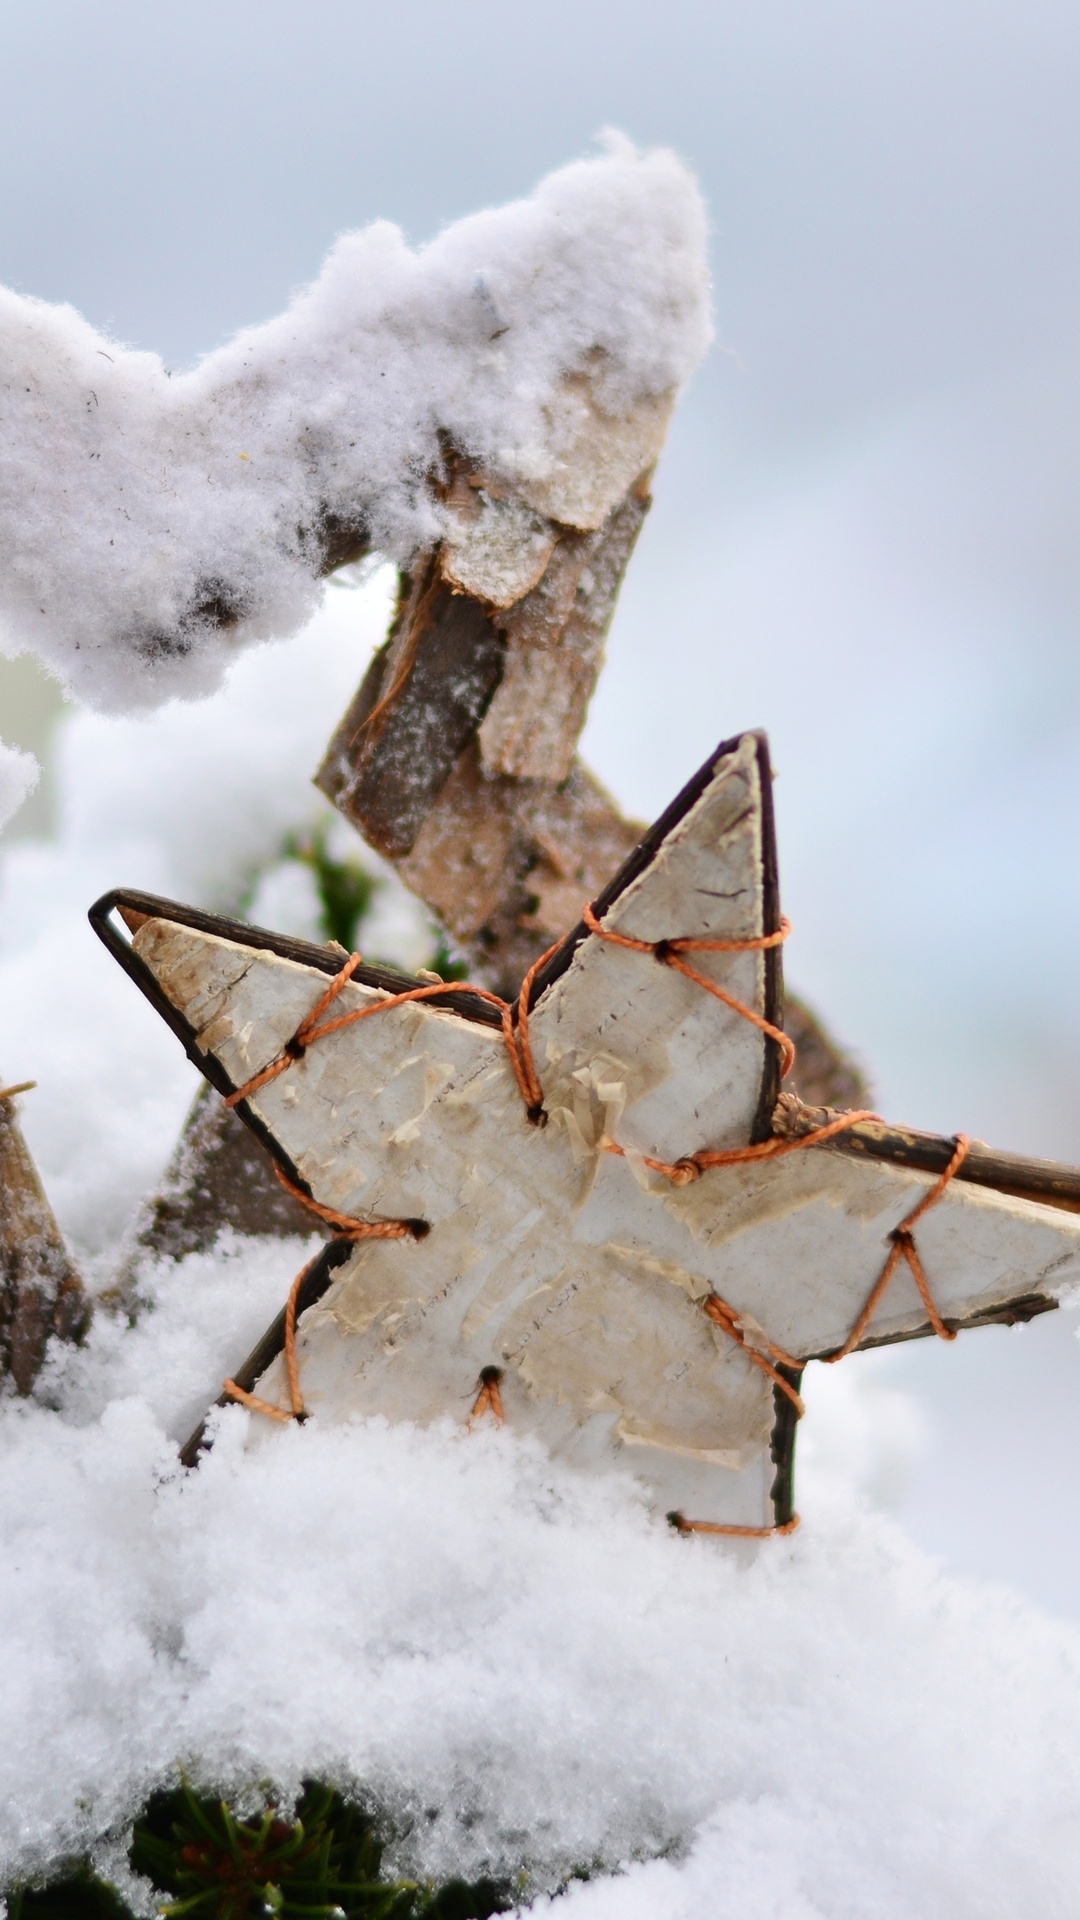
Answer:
top-left (317, 467), bottom-right (652, 998)
top-left (0, 1087), bottom-right (87, 1392)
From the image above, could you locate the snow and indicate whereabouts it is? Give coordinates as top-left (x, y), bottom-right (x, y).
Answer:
top-left (2, 580), bottom-right (1080, 1917)
top-left (0, 739), bottom-right (38, 831)
top-left (5, 1376), bottom-right (1080, 1918)
top-left (0, 136), bottom-right (710, 713)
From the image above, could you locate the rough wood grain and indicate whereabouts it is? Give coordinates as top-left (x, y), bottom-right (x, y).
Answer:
top-left (478, 485), bottom-right (650, 784)
top-left (321, 558), bottom-right (505, 861)
top-left (395, 745), bottom-right (643, 996)
top-left (507, 374), bottom-right (673, 530)
top-left (0, 1085), bottom-right (87, 1392)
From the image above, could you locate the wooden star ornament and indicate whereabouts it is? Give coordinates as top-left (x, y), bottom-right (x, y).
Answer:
top-left (92, 732), bottom-right (1080, 1534)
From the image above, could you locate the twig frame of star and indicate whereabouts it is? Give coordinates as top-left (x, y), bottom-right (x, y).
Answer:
top-left (91, 732), bottom-right (1080, 1537)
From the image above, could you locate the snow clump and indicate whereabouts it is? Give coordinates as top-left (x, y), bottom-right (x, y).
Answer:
top-left (3, 1379), bottom-right (1080, 1920)
top-left (0, 739), bottom-right (39, 831)
top-left (0, 136), bottom-right (710, 713)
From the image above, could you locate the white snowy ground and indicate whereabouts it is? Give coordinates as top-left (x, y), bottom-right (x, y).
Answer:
top-left (2, 575), bottom-right (1080, 1916)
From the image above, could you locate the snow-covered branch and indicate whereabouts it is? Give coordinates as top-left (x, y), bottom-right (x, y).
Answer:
top-left (0, 137), bottom-right (710, 716)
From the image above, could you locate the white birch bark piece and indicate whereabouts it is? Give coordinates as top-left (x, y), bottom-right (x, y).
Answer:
top-left (106, 734), bottom-right (1080, 1531)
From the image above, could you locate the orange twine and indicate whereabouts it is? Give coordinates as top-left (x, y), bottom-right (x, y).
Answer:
top-left (223, 1254), bottom-right (318, 1421)
top-left (469, 1366), bottom-right (506, 1426)
top-left (669, 1512), bottom-right (801, 1540)
top-left (581, 902), bottom-right (796, 1078)
top-left (824, 1132), bottom-right (970, 1363)
top-left (701, 1292), bottom-right (804, 1415)
top-left (223, 945), bottom-right (556, 1124)
top-left (217, 901), bottom-right (967, 1545)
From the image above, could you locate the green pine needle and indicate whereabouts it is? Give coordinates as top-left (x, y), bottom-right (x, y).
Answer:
top-left (285, 827), bottom-right (375, 954)
top-left (7, 1783), bottom-right (509, 1920)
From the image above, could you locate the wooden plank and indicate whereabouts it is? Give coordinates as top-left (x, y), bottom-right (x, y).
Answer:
top-left (121, 738), bottom-right (787, 1524)
top-left (315, 472), bottom-right (656, 988)
top-left (0, 1084), bottom-right (87, 1392)
top-left (477, 486), bottom-right (650, 783)
top-left (319, 558), bottom-right (504, 860)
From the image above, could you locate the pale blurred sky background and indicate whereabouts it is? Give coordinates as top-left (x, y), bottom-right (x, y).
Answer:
top-left (5, 0), bottom-right (1080, 1613)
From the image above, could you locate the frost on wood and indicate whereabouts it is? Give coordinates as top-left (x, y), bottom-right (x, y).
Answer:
top-left (0, 1084), bottom-right (86, 1392)
top-left (99, 734), bottom-right (1080, 1531)
top-left (0, 138), bottom-right (709, 711)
